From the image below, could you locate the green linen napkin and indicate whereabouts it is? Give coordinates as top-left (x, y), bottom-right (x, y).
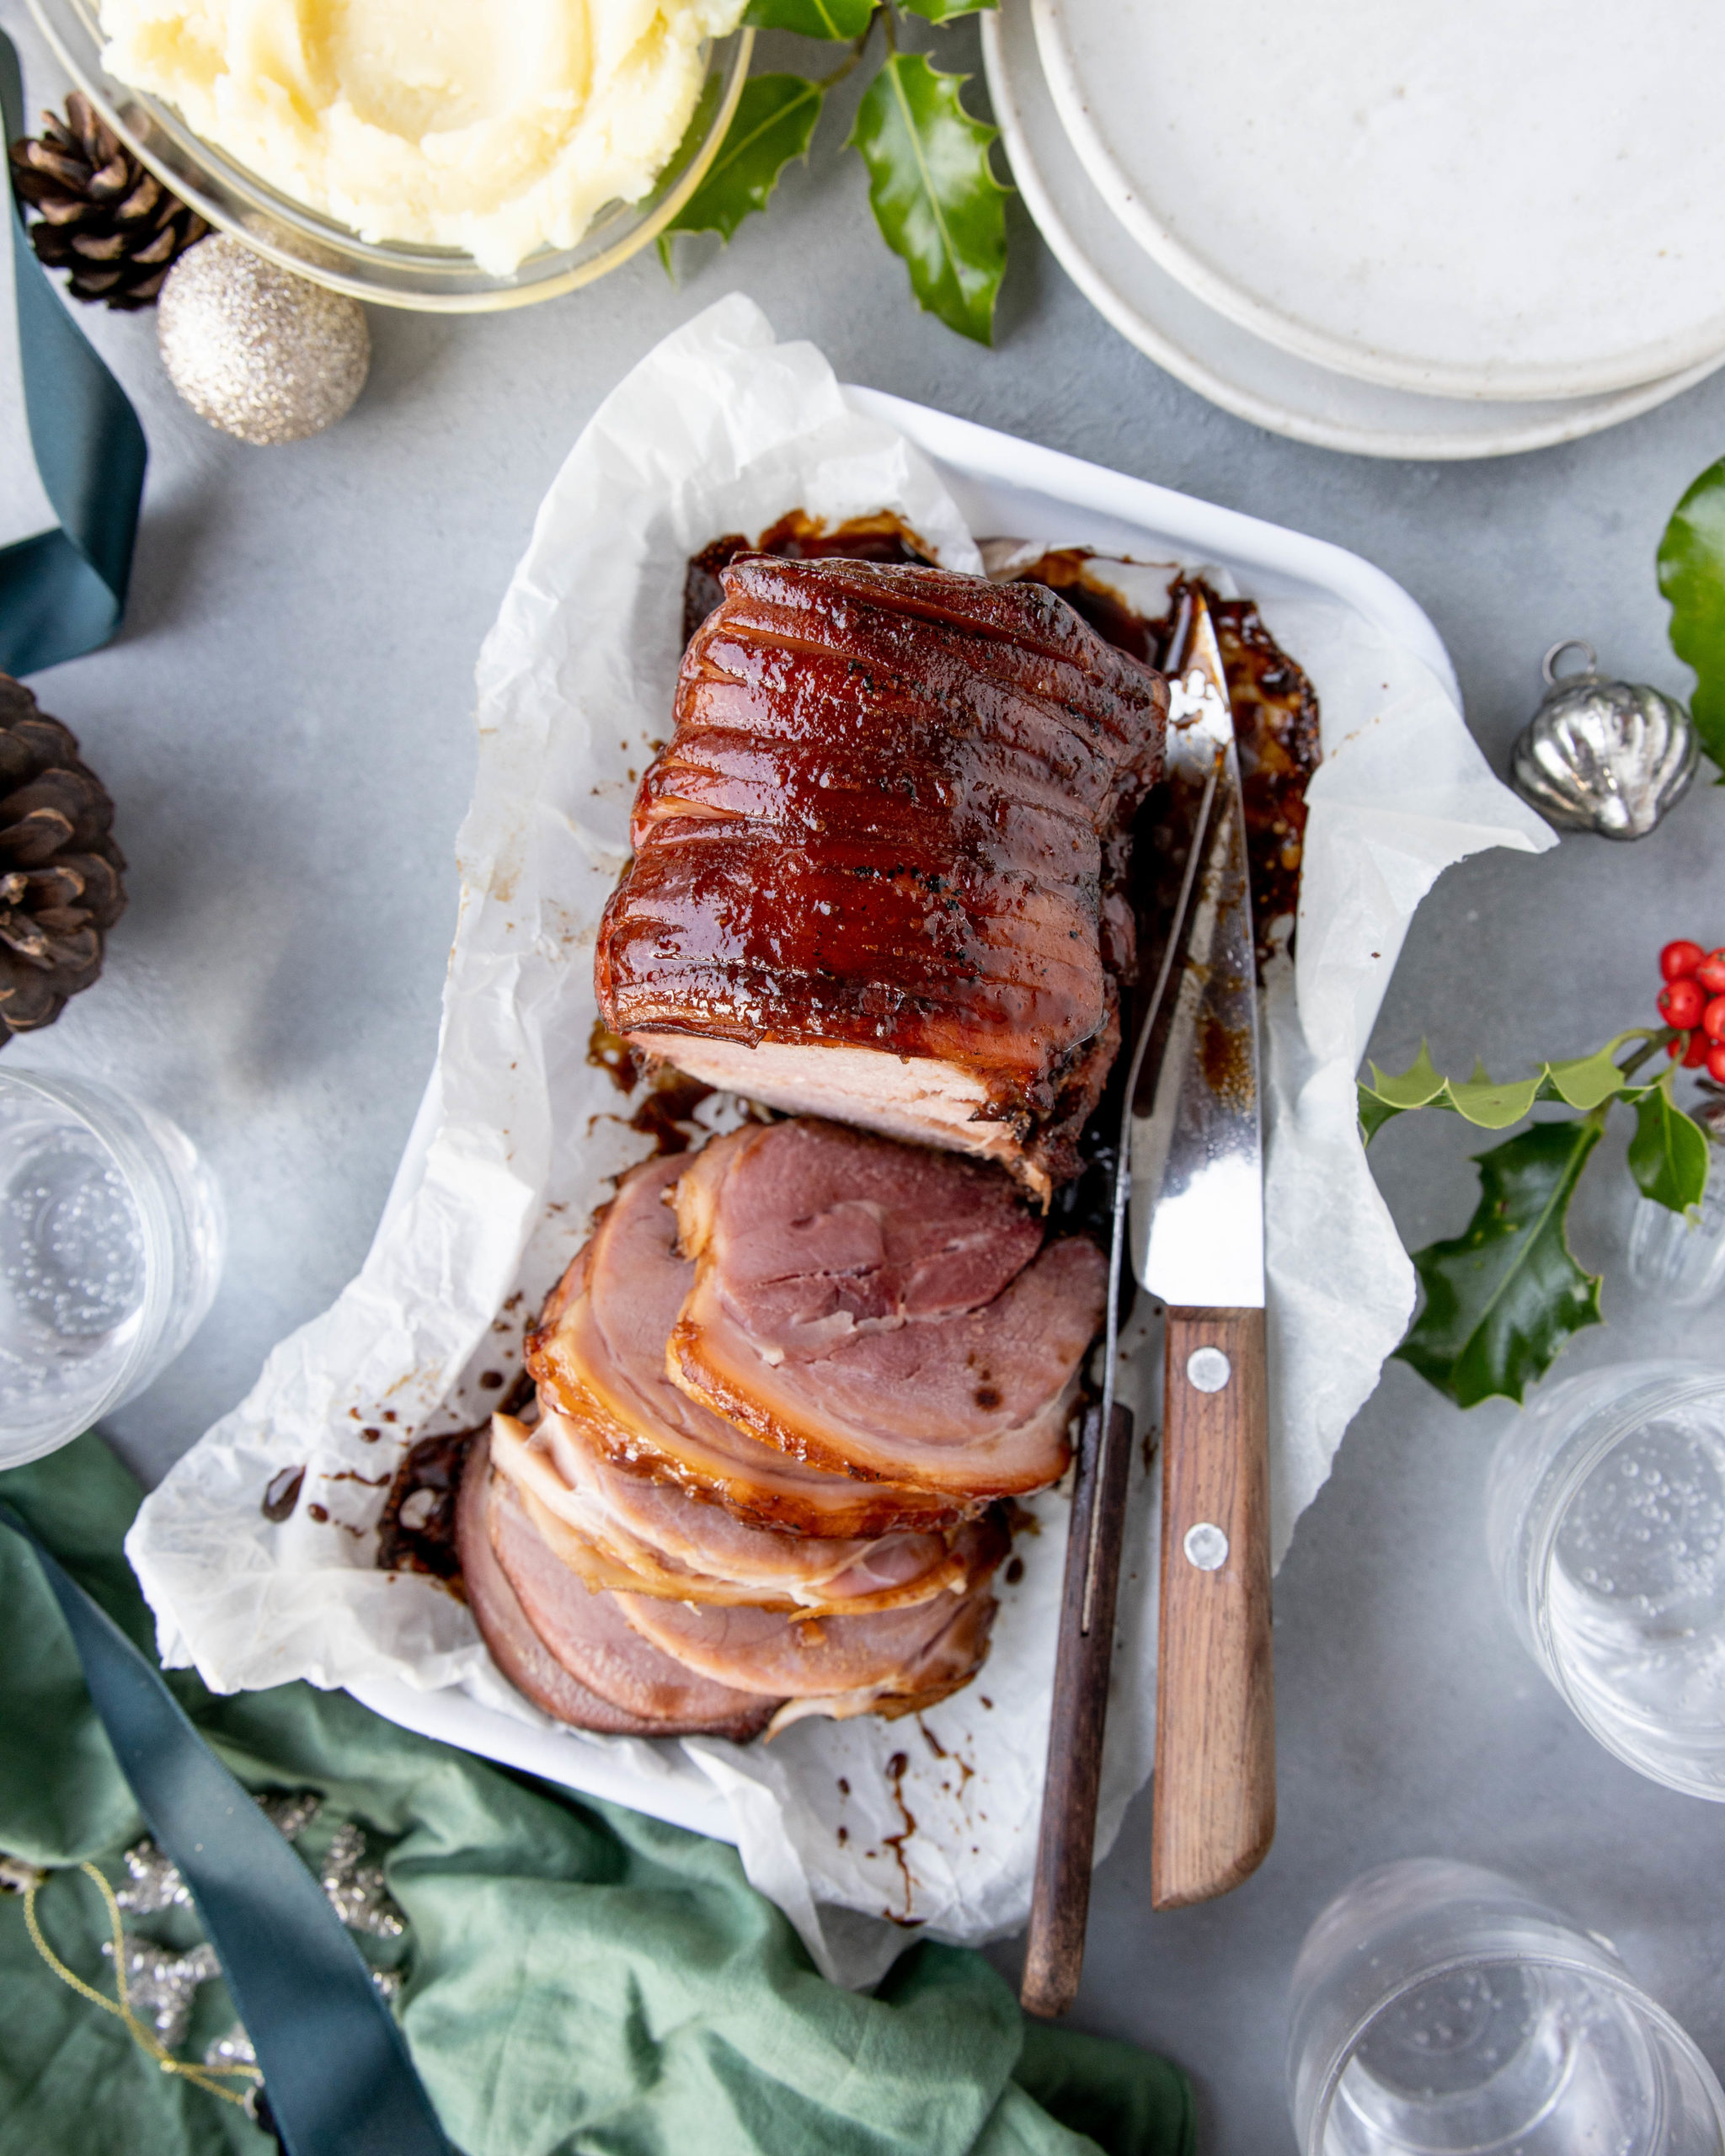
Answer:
top-left (0, 1434), bottom-right (1194, 2156)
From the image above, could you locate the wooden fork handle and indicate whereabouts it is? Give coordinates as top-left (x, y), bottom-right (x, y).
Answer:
top-left (1020, 1400), bottom-right (1135, 2019)
top-left (1151, 1305), bottom-right (1275, 1911)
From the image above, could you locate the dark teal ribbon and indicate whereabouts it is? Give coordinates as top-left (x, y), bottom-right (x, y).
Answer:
top-left (0, 1498), bottom-right (455, 2156)
top-left (1, 31), bottom-right (146, 676)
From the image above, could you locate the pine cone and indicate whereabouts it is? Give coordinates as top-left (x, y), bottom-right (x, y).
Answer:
top-left (8, 91), bottom-right (207, 309)
top-left (0, 675), bottom-right (126, 1041)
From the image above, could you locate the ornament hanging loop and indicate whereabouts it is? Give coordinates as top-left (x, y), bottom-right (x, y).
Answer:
top-left (1542, 638), bottom-right (1599, 688)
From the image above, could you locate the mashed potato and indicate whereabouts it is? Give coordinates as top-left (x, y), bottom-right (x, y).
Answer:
top-left (99, 0), bottom-right (745, 272)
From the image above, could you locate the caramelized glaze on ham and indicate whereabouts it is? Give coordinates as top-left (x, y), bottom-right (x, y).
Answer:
top-left (457, 1433), bottom-right (778, 1738)
top-left (525, 1152), bottom-right (965, 1537)
top-left (669, 1120), bottom-right (1103, 1496)
top-left (595, 558), bottom-right (1167, 1198)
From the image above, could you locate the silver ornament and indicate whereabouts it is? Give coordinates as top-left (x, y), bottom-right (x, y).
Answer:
top-left (158, 235), bottom-right (370, 446)
top-left (115, 1835), bottom-right (194, 1915)
top-left (318, 1819), bottom-right (407, 1939)
top-left (1510, 639), bottom-right (1699, 839)
top-left (101, 1933), bottom-right (221, 2049)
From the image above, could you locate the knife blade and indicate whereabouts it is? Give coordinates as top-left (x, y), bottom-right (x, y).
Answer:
top-left (1020, 593), bottom-right (1229, 2019)
top-left (1136, 604), bottom-right (1276, 1913)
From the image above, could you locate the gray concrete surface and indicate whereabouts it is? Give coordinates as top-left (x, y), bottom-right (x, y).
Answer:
top-left (4, 3), bottom-right (1725, 2146)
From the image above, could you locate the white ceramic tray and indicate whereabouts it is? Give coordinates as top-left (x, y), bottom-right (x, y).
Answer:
top-left (350, 384), bottom-right (1456, 1834)
top-left (1031, 0), bottom-right (1725, 404)
top-left (982, 2), bottom-right (1724, 461)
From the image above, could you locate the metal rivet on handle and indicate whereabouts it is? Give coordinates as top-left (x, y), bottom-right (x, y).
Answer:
top-left (1186, 1347), bottom-right (1231, 1393)
top-left (1183, 1522), bottom-right (1229, 1571)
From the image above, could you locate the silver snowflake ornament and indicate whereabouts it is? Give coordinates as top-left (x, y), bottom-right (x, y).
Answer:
top-left (103, 1934), bottom-right (221, 2050)
top-left (319, 1822), bottom-right (406, 1940)
top-left (115, 1836), bottom-right (193, 1914)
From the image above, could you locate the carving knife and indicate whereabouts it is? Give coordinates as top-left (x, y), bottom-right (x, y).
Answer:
top-left (1135, 605), bottom-right (1275, 1913)
top-left (1021, 592), bottom-right (1231, 2018)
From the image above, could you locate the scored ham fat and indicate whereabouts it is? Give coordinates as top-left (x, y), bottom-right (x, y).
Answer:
top-left (669, 1120), bottom-right (1105, 1496)
top-left (595, 558), bottom-right (1167, 1201)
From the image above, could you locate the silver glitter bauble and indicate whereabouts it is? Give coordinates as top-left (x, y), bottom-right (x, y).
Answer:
top-left (1510, 638), bottom-right (1700, 840)
top-left (158, 235), bottom-right (369, 446)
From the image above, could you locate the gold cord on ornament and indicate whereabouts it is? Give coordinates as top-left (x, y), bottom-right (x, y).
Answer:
top-left (23, 1861), bottom-right (261, 2107)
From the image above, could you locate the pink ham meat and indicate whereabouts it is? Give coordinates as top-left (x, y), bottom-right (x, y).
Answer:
top-left (462, 1432), bottom-right (780, 1738)
top-left (525, 1152), bottom-right (964, 1538)
top-left (489, 1408), bottom-right (1005, 1615)
top-left (613, 1581), bottom-right (998, 1719)
top-left (669, 1119), bottom-right (1104, 1497)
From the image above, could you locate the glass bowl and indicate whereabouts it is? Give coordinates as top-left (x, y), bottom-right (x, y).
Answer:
top-left (25, 0), bottom-right (755, 312)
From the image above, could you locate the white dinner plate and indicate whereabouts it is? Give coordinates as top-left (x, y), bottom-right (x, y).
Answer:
top-left (1031, 0), bottom-right (1725, 403)
top-left (983, 3), bottom-right (1725, 461)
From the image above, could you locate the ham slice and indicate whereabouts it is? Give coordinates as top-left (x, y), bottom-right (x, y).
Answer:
top-left (490, 1409), bottom-right (1004, 1614)
top-left (613, 1580), bottom-right (997, 1711)
top-left (595, 557), bottom-right (1166, 1200)
top-left (470, 1434), bottom-right (780, 1738)
top-left (456, 1429), bottom-right (671, 1735)
top-left (669, 1120), bottom-right (1104, 1497)
top-left (525, 1152), bottom-right (964, 1537)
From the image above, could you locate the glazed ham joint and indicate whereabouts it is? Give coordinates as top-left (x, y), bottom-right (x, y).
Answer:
top-left (458, 556), bottom-right (1168, 1739)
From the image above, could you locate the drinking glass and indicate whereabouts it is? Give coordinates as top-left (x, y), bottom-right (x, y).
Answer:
top-left (1626, 1099), bottom-right (1725, 1307)
top-left (1286, 1858), bottom-right (1725, 2156)
top-left (0, 1070), bottom-right (224, 1469)
top-left (1487, 1362), bottom-right (1725, 1799)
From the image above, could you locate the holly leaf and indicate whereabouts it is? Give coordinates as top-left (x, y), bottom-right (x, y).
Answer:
top-left (1545, 1041), bottom-right (1636, 1111)
top-left (1446, 1063), bottom-right (1542, 1129)
top-left (1627, 1080), bottom-right (1712, 1214)
top-left (848, 52), bottom-right (1008, 345)
top-left (900, 0), bottom-right (995, 18)
top-left (1395, 1118), bottom-right (1605, 1408)
top-left (1658, 456), bottom-right (1725, 776)
top-left (745, 0), bottom-right (873, 37)
top-left (658, 74), bottom-right (825, 259)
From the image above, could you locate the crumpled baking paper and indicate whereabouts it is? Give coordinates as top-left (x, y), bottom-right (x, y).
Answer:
top-left (127, 293), bottom-right (1553, 1989)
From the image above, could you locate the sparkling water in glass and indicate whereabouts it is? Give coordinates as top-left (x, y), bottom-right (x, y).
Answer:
top-left (1487, 1364), bottom-right (1725, 1799)
top-left (1287, 1860), bottom-right (1725, 2156)
top-left (0, 1071), bottom-right (224, 1468)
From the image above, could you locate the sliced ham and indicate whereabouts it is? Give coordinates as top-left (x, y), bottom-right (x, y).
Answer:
top-left (595, 557), bottom-right (1167, 1200)
top-left (525, 1152), bottom-right (964, 1537)
top-left (669, 1120), bottom-right (1104, 1496)
top-left (613, 1578), bottom-right (998, 1706)
top-left (473, 1435), bottom-right (780, 1737)
top-left (456, 1429), bottom-right (676, 1735)
top-left (763, 1591), bottom-right (1000, 1735)
top-left (490, 1408), bottom-right (1002, 1615)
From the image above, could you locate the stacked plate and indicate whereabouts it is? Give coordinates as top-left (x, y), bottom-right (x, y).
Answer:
top-left (985, 0), bottom-right (1725, 458)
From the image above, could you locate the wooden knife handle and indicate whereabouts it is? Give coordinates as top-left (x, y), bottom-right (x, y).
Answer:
top-left (1020, 1401), bottom-right (1135, 2019)
top-left (1151, 1306), bottom-right (1274, 1911)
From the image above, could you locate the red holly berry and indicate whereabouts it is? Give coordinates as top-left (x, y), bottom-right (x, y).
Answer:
top-left (1709, 1043), bottom-right (1725, 1083)
top-left (1685, 1029), bottom-right (1710, 1068)
top-left (1706, 995), bottom-right (1725, 1043)
top-left (1698, 948), bottom-right (1725, 995)
top-left (1662, 940), bottom-right (1706, 981)
top-left (1660, 978), bottom-right (1707, 1029)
